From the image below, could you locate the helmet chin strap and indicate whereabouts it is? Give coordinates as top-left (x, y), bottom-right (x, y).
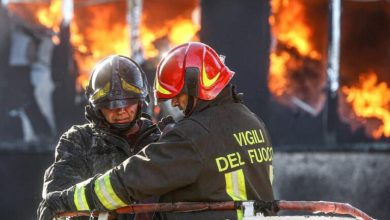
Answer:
top-left (104, 102), bottom-right (143, 135)
top-left (184, 96), bottom-right (196, 117)
top-left (109, 120), bottom-right (136, 133)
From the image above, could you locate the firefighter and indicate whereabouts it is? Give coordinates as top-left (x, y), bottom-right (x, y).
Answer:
top-left (38, 42), bottom-right (275, 220)
top-left (37, 55), bottom-right (163, 220)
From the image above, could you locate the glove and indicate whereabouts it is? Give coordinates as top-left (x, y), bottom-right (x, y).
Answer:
top-left (37, 191), bottom-right (69, 220)
top-left (157, 115), bottom-right (175, 134)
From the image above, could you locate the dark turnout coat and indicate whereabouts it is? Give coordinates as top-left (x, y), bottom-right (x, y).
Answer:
top-left (86, 86), bottom-right (275, 220)
top-left (42, 118), bottom-right (160, 220)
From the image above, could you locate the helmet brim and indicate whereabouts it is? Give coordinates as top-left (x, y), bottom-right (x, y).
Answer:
top-left (95, 98), bottom-right (140, 109)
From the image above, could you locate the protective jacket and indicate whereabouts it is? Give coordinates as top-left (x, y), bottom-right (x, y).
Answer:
top-left (65, 85), bottom-right (275, 220)
top-left (42, 117), bottom-right (160, 220)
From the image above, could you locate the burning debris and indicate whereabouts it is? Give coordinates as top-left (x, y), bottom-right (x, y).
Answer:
top-left (268, 0), bottom-right (327, 116)
top-left (269, 42), bottom-right (325, 115)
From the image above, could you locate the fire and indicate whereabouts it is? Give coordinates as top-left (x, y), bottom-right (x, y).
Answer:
top-left (268, 0), bottom-right (325, 113)
top-left (70, 0), bottom-right (130, 90)
top-left (36, 0), bottom-right (62, 33)
top-left (340, 71), bottom-right (390, 139)
top-left (71, 0), bottom-right (200, 90)
top-left (7, 0), bottom-right (62, 35)
top-left (269, 0), bottom-right (319, 59)
top-left (140, 18), bottom-right (200, 59)
top-left (140, 1), bottom-right (200, 59)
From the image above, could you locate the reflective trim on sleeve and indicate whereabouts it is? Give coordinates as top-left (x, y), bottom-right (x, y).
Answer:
top-left (73, 181), bottom-right (90, 211)
top-left (269, 165), bottom-right (274, 185)
top-left (225, 169), bottom-right (248, 220)
top-left (94, 172), bottom-right (127, 210)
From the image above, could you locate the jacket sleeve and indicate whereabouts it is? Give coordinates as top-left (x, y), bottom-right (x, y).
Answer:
top-left (82, 130), bottom-right (204, 211)
top-left (42, 127), bottom-right (89, 197)
top-left (119, 130), bottom-right (202, 195)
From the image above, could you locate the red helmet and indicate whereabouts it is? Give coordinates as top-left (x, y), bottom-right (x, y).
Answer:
top-left (154, 42), bottom-right (234, 101)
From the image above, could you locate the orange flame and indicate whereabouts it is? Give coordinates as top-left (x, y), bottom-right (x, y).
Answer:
top-left (36, 0), bottom-right (62, 33)
top-left (140, 17), bottom-right (200, 59)
top-left (341, 71), bottom-right (390, 139)
top-left (70, 0), bottom-right (130, 90)
top-left (71, 0), bottom-right (200, 90)
top-left (140, 2), bottom-right (200, 59)
top-left (270, 0), bottom-right (320, 59)
top-left (269, 52), bottom-right (290, 97)
top-left (268, 0), bottom-right (325, 111)
top-left (7, 0), bottom-right (62, 41)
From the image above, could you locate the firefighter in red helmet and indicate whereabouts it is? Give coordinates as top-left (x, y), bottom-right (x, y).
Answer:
top-left (38, 42), bottom-right (275, 220)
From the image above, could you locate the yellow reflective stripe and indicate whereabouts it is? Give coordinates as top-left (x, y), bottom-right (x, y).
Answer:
top-left (94, 173), bottom-right (127, 210)
top-left (73, 182), bottom-right (90, 211)
top-left (225, 169), bottom-right (247, 220)
top-left (103, 174), bottom-right (127, 207)
top-left (91, 82), bottom-right (110, 102)
top-left (155, 79), bottom-right (172, 95)
top-left (269, 165), bottom-right (274, 185)
top-left (121, 78), bottom-right (142, 94)
top-left (202, 62), bottom-right (220, 87)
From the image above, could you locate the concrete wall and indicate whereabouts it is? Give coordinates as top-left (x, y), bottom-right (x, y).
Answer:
top-left (273, 152), bottom-right (390, 220)
top-left (0, 152), bottom-right (52, 220)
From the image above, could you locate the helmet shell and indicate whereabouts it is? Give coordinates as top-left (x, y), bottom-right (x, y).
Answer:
top-left (154, 42), bottom-right (234, 100)
top-left (87, 55), bottom-right (149, 109)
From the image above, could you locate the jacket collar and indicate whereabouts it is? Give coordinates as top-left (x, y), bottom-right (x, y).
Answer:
top-left (190, 84), bottom-right (241, 116)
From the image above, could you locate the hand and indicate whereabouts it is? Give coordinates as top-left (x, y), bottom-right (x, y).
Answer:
top-left (37, 191), bottom-right (68, 220)
top-left (37, 200), bottom-right (56, 220)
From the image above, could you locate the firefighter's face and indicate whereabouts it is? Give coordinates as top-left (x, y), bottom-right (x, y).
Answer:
top-left (101, 103), bottom-right (138, 124)
top-left (171, 93), bottom-right (188, 112)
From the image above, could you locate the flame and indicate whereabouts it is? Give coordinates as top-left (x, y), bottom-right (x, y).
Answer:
top-left (341, 71), bottom-right (390, 139)
top-left (36, 0), bottom-right (62, 33)
top-left (7, 0), bottom-right (62, 36)
top-left (268, 0), bottom-right (325, 111)
top-left (270, 0), bottom-right (319, 59)
top-left (140, 2), bottom-right (200, 59)
top-left (71, 0), bottom-right (200, 90)
top-left (269, 52), bottom-right (290, 97)
top-left (70, 0), bottom-right (130, 90)
top-left (140, 18), bottom-right (200, 59)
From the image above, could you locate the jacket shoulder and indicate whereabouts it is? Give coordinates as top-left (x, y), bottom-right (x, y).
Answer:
top-left (62, 124), bottom-right (94, 138)
top-left (56, 123), bottom-right (95, 153)
top-left (169, 117), bottom-right (209, 143)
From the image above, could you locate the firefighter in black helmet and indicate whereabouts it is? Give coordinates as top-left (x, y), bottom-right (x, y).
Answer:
top-left (37, 55), bottom-right (164, 220)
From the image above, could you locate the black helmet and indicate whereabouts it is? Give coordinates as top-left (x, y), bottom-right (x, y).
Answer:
top-left (85, 55), bottom-right (149, 132)
top-left (86, 55), bottom-right (149, 109)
